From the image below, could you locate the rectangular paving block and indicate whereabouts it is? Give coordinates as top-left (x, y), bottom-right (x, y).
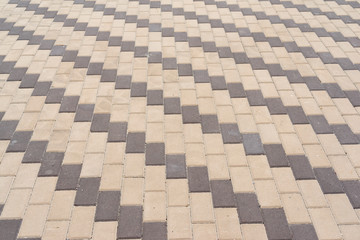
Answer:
top-left (182, 106), bottom-right (201, 123)
top-left (220, 124), bottom-right (242, 143)
top-left (75, 177), bottom-right (101, 206)
top-left (242, 133), bottom-right (264, 155)
top-left (188, 167), bottom-right (210, 192)
top-left (314, 168), bottom-right (344, 194)
top-left (146, 142), bottom-right (165, 165)
top-left (115, 75), bottom-right (132, 89)
top-left (131, 82), bottom-right (147, 97)
top-left (210, 180), bottom-right (236, 207)
top-left (38, 152), bottom-right (64, 176)
top-left (147, 90), bottom-right (163, 105)
top-left (108, 122), bottom-right (127, 142)
top-left (90, 114), bottom-right (111, 132)
top-left (262, 208), bottom-right (292, 240)
top-left (31, 82), bottom-right (51, 96)
top-left (166, 154), bottom-right (186, 179)
top-left (200, 115), bottom-right (220, 133)
top-left (125, 132), bottom-right (146, 153)
top-left (246, 90), bottom-right (266, 106)
top-left (332, 124), bottom-right (359, 144)
top-left (286, 106), bottom-right (309, 124)
top-left (308, 115), bottom-right (333, 134)
top-left (117, 206), bottom-right (143, 239)
top-left (164, 98), bottom-right (181, 114)
top-left (95, 191), bottom-right (121, 221)
top-left (74, 104), bottom-right (95, 122)
top-left (263, 144), bottom-right (289, 167)
top-left (59, 96), bottom-right (79, 113)
top-left (290, 224), bottom-right (319, 240)
top-left (266, 98), bottom-right (287, 114)
top-left (210, 76), bottom-right (227, 90)
top-left (56, 164), bottom-right (82, 190)
top-left (0, 219), bottom-right (22, 240)
top-left (342, 181), bottom-right (360, 209)
top-left (7, 131), bottom-right (32, 152)
top-left (236, 193), bottom-right (263, 223)
top-left (0, 120), bottom-right (18, 140)
top-left (143, 222), bottom-right (167, 240)
top-left (288, 155), bottom-right (315, 180)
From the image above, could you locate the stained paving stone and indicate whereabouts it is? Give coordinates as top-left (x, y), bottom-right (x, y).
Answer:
top-left (147, 90), bottom-right (163, 105)
top-left (0, 120), bottom-right (19, 140)
top-left (235, 193), bottom-right (263, 223)
top-left (290, 224), bottom-right (319, 240)
top-left (220, 123), bottom-right (242, 143)
top-left (90, 114), bottom-right (111, 132)
top-left (188, 167), bottom-right (210, 192)
top-left (228, 83), bottom-right (246, 98)
top-left (38, 152), bottom-right (64, 176)
top-left (45, 88), bottom-right (66, 103)
top-left (19, 74), bottom-right (39, 88)
top-left (332, 124), bottom-right (359, 144)
top-left (263, 144), bottom-right (289, 167)
top-left (0, 219), bottom-right (22, 240)
top-left (59, 96), bottom-right (79, 113)
top-left (143, 222), bottom-right (167, 240)
top-left (288, 155), bottom-right (315, 180)
top-left (95, 191), bottom-right (121, 221)
top-left (314, 168), bottom-right (344, 194)
top-left (200, 115), bottom-right (220, 133)
top-left (75, 177), bottom-right (101, 206)
top-left (242, 133), bottom-right (264, 155)
top-left (342, 181), bottom-right (360, 209)
top-left (108, 122), bottom-right (127, 142)
top-left (266, 98), bottom-right (287, 114)
top-left (22, 141), bottom-right (48, 163)
top-left (246, 90), bottom-right (266, 106)
top-left (146, 142), bottom-right (165, 165)
top-left (166, 154), bottom-right (186, 179)
top-left (100, 69), bottom-right (117, 82)
top-left (210, 180), bottom-right (236, 207)
top-left (31, 82), bottom-right (51, 96)
top-left (131, 82), bottom-right (147, 97)
top-left (74, 104), bottom-right (95, 122)
top-left (262, 208), bottom-right (292, 240)
top-left (182, 105), bottom-right (201, 123)
top-left (117, 206), bottom-right (143, 239)
top-left (308, 115), bottom-right (333, 134)
top-left (7, 131), bottom-right (32, 152)
top-left (125, 132), bottom-right (146, 153)
top-left (56, 164), bottom-right (82, 190)
top-left (286, 106), bottom-right (309, 124)
top-left (116, 75), bottom-right (132, 89)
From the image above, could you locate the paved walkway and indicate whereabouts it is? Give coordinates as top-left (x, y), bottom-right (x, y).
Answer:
top-left (0, 0), bottom-right (360, 239)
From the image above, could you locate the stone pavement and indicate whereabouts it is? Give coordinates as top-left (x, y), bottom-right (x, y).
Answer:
top-left (0, 0), bottom-right (360, 238)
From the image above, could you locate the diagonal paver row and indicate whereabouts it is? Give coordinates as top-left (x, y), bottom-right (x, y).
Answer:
top-left (0, 0), bottom-right (360, 239)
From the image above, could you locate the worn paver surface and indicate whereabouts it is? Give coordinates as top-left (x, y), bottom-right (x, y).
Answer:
top-left (1, 0), bottom-right (360, 238)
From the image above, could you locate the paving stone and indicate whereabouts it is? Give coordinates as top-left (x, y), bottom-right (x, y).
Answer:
top-left (210, 180), bottom-right (236, 207)
top-left (290, 224), bottom-right (319, 240)
top-left (242, 133), bottom-right (264, 155)
top-left (50, 45), bottom-right (66, 56)
top-left (115, 75), bottom-right (132, 89)
top-left (134, 46), bottom-right (148, 57)
top-left (194, 70), bottom-right (210, 83)
top-left (7, 131), bottom-right (32, 152)
top-left (308, 115), bottom-right (333, 134)
top-left (95, 191), bottom-right (121, 221)
top-left (56, 164), bottom-right (82, 190)
top-left (59, 96), bottom-right (79, 112)
top-left (166, 154), bottom-right (186, 179)
top-left (314, 168), bottom-right (344, 194)
top-left (125, 132), bottom-right (146, 153)
top-left (117, 206), bottom-right (143, 239)
top-left (87, 62), bottom-right (103, 75)
top-left (332, 124), bottom-right (359, 144)
top-left (201, 115), bottom-right (220, 133)
top-left (32, 82), bottom-right (51, 96)
top-left (323, 83), bottom-right (346, 98)
top-left (75, 177), bottom-right (101, 206)
top-left (146, 142), bottom-right (165, 165)
top-left (90, 114), bottom-right (111, 132)
top-left (74, 56), bottom-right (91, 68)
top-left (108, 122), bottom-right (127, 142)
top-left (45, 88), bottom-right (65, 103)
top-left (235, 193), bottom-right (263, 223)
top-left (210, 76), bottom-right (227, 90)
top-left (131, 82), bottom-right (147, 97)
top-left (100, 69), bottom-right (117, 82)
top-left (143, 222), bottom-right (167, 240)
top-left (62, 50), bottom-right (78, 62)
top-left (0, 61), bottom-right (16, 74)
top-left (345, 90), bottom-right (360, 107)
top-left (286, 106), bottom-right (309, 124)
top-left (288, 155), bottom-right (315, 180)
top-left (38, 152), bottom-right (64, 176)
top-left (263, 144), bottom-right (289, 167)
top-left (97, 31), bottom-right (110, 41)
top-left (188, 167), bottom-right (210, 192)
top-left (22, 141), bottom-right (48, 163)
top-left (164, 98), bottom-right (181, 114)
top-left (246, 90), bottom-right (266, 106)
top-left (220, 124), bottom-right (242, 143)
top-left (303, 77), bottom-right (324, 90)
top-left (147, 90), bottom-right (163, 105)
top-left (7, 68), bottom-right (27, 81)
top-left (0, 219), bottom-right (22, 240)
top-left (182, 105), bottom-right (200, 123)
top-left (19, 74), bottom-right (39, 88)
top-left (0, 120), bottom-right (18, 140)
top-left (228, 83), bottom-right (246, 98)
top-left (148, 52), bottom-right (162, 63)
top-left (342, 181), bottom-right (360, 208)
top-left (262, 208), bottom-right (292, 240)
top-left (74, 104), bottom-right (95, 122)
top-left (266, 98), bottom-right (287, 114)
